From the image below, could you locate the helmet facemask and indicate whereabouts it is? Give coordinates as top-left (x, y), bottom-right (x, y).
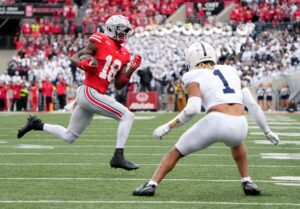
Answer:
top-left (105, 15), bottom-right (133, 43)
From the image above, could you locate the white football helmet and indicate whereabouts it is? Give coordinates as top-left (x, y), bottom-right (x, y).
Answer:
top-left (185, 41), bottom-right (217, 69)
top-left (104, 15), bottom-right (133, 43)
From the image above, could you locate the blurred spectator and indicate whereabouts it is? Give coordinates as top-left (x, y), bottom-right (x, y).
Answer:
top-left (20, 83), bottom-right (29, 111)
top-left (256, 83), bottom-right (265, 110)
top-left (42, 77), bottom-right (54, 111)
top-left (166, 79), bottom-right (175, 112)
top-left (11, 81), bottom-right (22, 111)
top-left (287, 99), bottom-right (297, 112)
top-left (56, 76), bottom-right (67, 110)
top-left (29, 81), bottom-right (39, 112)
top-left (0, 81), bottom-right (8, 111)
top-left (137, 67), bottom-right (153, 92)
top-left (265, 83), bottom-right (274, 111)
top-left (174, 78), bottom-right (186, 112)
top-left (279, 83), bottom-right (290, 110)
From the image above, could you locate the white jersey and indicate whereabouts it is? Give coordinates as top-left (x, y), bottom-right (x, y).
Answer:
top-left (182, 65), bottom-right (243, 111)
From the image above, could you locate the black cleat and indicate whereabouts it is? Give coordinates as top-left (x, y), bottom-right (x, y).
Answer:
top-left (242, 181), bottom-right (261, 196)
top-left (110, 155), bottom-right (139, 171)
top-left (17, 115), bottom-right (44, 139)
top-left (132, 183), bottom-right (156, 196)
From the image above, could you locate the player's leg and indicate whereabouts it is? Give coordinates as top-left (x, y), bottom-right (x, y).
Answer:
top-left (231, 142), bottom-right (261, 195)
top-left (220, 114), bottom-right (261, 196)
top-left (78, 85), bottom-right (138, 170)
top-left (133, 114), bottom-right (217, 196)
top-left (151, 146), bottom-right (183, 184)
top-left (44, 105), bottom-right (93, 143)
top-left (17, 105), bottom-right (93, 143)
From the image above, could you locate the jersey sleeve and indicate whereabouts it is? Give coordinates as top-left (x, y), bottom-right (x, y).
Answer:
top-left (182, 71), bottom-right (201, 88)
top-left (228, 65), bottom-right (240, 77)
top-left (88, 33), bottom-right (104, 48)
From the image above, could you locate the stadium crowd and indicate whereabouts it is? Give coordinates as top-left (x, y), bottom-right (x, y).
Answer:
top-left (230, 0), bottom-right (300, 24)
top-left (1, 21), bottom-right (299, 112)
top-left (1, 0), bottom-right (300, 112)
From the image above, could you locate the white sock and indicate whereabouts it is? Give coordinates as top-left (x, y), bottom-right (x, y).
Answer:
top-left (116, 113), bottom-right (134, 148)
top-left (44, 124), bottom-right (77, 143)
top-left (147, 180), bottom-right (158, 187)
top-left (241, 176), bottom-right (252, 183)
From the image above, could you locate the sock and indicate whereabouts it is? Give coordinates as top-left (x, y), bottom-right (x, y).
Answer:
top-left (35, 122), bottom-right (44, 131)
top-left (241, 176), bottom-right (252, 183)
top-left (116, 113), bottom-right (134, 148)
top-left (114, 148), bottom-right (124, 156)
top-left (147, 180), bottom-right (158, 187)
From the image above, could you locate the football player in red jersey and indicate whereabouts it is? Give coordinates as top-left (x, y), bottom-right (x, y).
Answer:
top-left (17, 15), bottom-right (142, 171)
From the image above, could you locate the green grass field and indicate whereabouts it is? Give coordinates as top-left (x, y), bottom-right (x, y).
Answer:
top-left (0, 112), bottom-right (299, 209)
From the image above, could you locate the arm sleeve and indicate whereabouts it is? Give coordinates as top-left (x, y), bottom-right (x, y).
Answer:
top-left (168, 97), bottom-right (202, 128)
top-left (88, 33), bottom-right (103, 48)
top-left (242, 87), bottom-right (270, 134)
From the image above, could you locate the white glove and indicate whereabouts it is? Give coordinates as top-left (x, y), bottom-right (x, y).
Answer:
top-left (265, 131), bottom-right (280, 145)
top-left (153, 124), bottom-right (171, 140)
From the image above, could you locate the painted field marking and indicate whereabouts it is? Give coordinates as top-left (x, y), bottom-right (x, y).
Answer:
top-left (260, 153), bottom-right (300, 160)
top-left (0, 200), bottom-right (299, 206)
top-left (94, 116), bottom-right (156, 120)
top-left (248, 126), bottom-right (300, 130)
top-left (272, 176), bottom-right (300, 181)
top-left (271, 176), bottom-right (300, 187)
top-left (2, 144), bottom-right (300, 150)
top-left (0, 140), bottom-right (8, 144)
top-left (250, 132), bottom-right (300, 137)
top-left (0, 177), bottom-right (285, 183)
top-left (16, 144), bottom-right (54, 149)
top-left (0, 152), bottom-right (261, 157)
top-left (0, 163), bottom-right (298, 168)
top-left (248, 122), bottom-right (300, 125)
top-left (275, 183), bottom-right (300, 186)
top-left (254, 140), bottom-right (300, 145)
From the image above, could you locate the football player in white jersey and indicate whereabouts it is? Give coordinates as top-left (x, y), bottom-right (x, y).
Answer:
top-left (132, 41), bottom-right (280, 196)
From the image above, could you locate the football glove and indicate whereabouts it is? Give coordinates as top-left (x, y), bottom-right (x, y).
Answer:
top-left (265, 131), bottom-right (280, 145)
top-left (130, 54), bottom-right (142, 71)
top-left (153, 124), bottom-right (171, 140)
top-left (77, 58), bottom-right (98, 73)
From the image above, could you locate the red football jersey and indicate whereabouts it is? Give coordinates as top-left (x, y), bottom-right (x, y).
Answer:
top-left (84, 32), bottom-right (131, 94)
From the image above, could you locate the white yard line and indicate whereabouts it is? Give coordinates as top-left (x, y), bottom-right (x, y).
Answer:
top-left (1, 145), bottom-right (300, 150)
top-left (0, 153), bottom-right (259, 157)
top-left (0, 200), bottom-right (299, 206)
top-left (0, 163), bottom-right (298, 168)
top-left (0, 177), bottom-right (287, 183)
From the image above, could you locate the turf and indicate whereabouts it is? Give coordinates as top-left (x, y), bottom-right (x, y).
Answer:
top-left (0, 112), bottom-right (299, 209)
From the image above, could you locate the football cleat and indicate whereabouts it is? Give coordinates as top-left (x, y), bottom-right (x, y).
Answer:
top-left (110, 155), bottom-right (139, 171)
top-left (132, 183), bottom-right (156, 196)
top-left (242, 181), bottom-right (261, 196)
top-left (17, 115), bottom-right (44, 139)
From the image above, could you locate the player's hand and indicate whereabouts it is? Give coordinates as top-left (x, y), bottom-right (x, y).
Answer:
top-left (265, 131), bottom-right (280, 145)
top-left (130, 54), bottom-right (142, 71)
top-left (77, 58), bottom-right (98, 73)
top-left (153, 124), bottom-right (171, 140)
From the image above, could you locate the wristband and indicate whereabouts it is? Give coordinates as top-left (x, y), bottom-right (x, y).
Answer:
top-left (168, 119), bottom-right (180, 129)
top-left (121, 75), bottom-right (130, 83)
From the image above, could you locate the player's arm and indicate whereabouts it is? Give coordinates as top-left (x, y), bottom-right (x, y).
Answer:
top-left (70, 42), bottom-right (98, 73)
top-left (114, 54), bottom-right (142, 90)
top-left (153, 82), bottom-right (202, 140)
top-left (241, 86), bottom-right (280, 145)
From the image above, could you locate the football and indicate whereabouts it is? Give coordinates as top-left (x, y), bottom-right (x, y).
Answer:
top-left (78, 55), bottom-right (98, 66)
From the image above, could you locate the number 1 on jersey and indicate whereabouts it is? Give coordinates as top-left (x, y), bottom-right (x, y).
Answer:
top-left (213, 69), bottom-right (235, 94)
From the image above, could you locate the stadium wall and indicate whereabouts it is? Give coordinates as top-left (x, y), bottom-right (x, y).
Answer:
top-left (165, 4), bottom-right (187, 24)
top-left (250, 71), bottom-right (300, 110)
top-left (0, 50), bottom-right (14, 74)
